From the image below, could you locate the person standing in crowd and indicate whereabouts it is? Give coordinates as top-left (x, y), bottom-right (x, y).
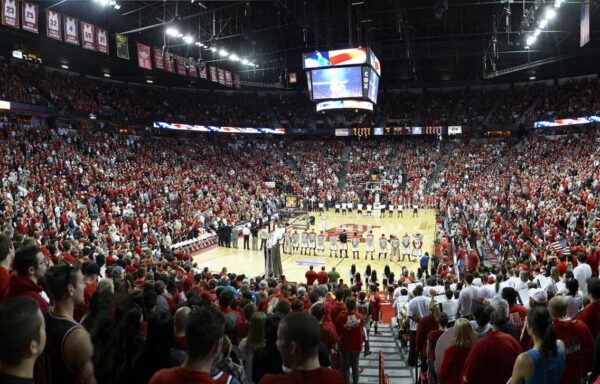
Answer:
top-left (306, 265), bottom-right (318, 286)
top-left (317, 267), bottom-right (329, 285)
top-left (368, 285), bottom-right (382, 336)
top-left (426, 312), bottom-right (448, 384)
top-left (260, 312), bottom-right (343, 384)
top-left (437, 318), bottom-right (475, 384)
top-left (328, 267), bottom-right (341, 290)
top-left (462, 303), bottom-right (522, 384)
top-left (45, 263), bottom-right (96, 384)
top-left (150, 307), bottom-right (225, 384)
top-left (574, 253), bottom-right (592, 296)
top-left (577, 277), bottom-right (600, 337)
top-left (508, 306), bottom-right (565, 384)
top-left (0, 233), bottom-right (15, 301)
top-left (548, 296), bottom-right (594, 384)
top-left (0, 296), bottom-right (46, 383)
top-left (407, 285), bottom-right (431, 366)
top-left (242, 225), bottom-right (251, 251)
top-left (8, 245), bottom-right (49, 311)
top-left (457, 273), bottom-right (479, 319)
top-left (335, 298), bottom-right (364, 384)
top-left (356, 292), bottom-right (371, 356)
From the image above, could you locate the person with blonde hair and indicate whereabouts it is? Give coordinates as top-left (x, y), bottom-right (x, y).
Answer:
top-left (437, 318), bottom-right (475, 384)
top-left (239, 311), bottom-right (267, 383)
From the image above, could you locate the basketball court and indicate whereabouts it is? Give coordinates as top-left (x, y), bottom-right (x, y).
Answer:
top-left (192, 209), bottom-right (437, 283)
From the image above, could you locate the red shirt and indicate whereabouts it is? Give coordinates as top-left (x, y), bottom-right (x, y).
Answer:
top-left (335, 309), bottom-right (364, 353)
top-left (305, 270), bottom-right (318, 286)
top-left (416, 315), bottom-right (438, 356)
top-left (149, 367), bottom-right (215, 384)
top-left (368, 293), bottom-right (382, 318)
top-left (0, 267), bottom-right (10, 302)
top-left (427, 329), bottom-right (444, 361)
top-left (437, 345), bottom-right (470, 384)
top-left (553, 318), bottom-right (594, 384)
top-left (316, 271), bottom-right (328, 285)
top-left (508, 304), bottom-right (527, 337)
top-left (260, 367), bottom-right (343, 384)
top-left (462, 330), bottom-right (522, 384)
top-left (577, 302), bottom-right (600, 338)
top-left (331, 302), bottom-right (346, 322)
top-left (321, 321), bottom-right (338, 350)
top-left (7, 275), bottom-right (48, 311)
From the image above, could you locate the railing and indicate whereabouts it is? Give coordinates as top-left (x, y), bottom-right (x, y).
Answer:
top-left (378, 351), bottom-right (386, 384)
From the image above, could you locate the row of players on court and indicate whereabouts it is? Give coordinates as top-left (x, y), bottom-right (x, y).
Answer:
top-left (308, 202), bottom-right (421, 218)
top-left (282, 229), bottom-right (424, 261)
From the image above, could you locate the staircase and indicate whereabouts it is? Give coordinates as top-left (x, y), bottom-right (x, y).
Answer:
top-left (425, 142), bottom-right (449, 192)
top-left (337, 144), bottom-right (352, 190)
top-left (359, 324), bottom-right (414, 384)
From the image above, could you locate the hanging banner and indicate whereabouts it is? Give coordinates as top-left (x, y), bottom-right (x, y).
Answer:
top-left (217, 68), bottom-right (225, 85)
top-left (63, 15), bottom-right (79, 45)
top-left (209, 65), bottom-right (217, 82)
top-left (176, 56), bottom-right (187, 76)
top-left (116, 34), bottom-right (129, 59)
top-left (45, 9), bottom-right (61, 41)
top-left (22, 2), bottom-right (38, 33)
top-left (224, 70), bottom-right (232, 87)
top-left (153, 47), bottom-right (165, 70)
top-left (1, 0), bottom-right (19, 28)
top-left (164, 52), bottom-right (175, 73)
top-left (581, 0), bottom-right (590, 47)
top-left (233, 73), bottom-right (241, 89)
top-left (199, 62), bottom-right (207, 79)
top-left (81, 22), bottom-right (96, 51)
top-left (97, 28), bottom-right (108, 54)
top-left (136, 42), bottom-right (151, 70)
top-left (188, 59), bottom-right (198, 78)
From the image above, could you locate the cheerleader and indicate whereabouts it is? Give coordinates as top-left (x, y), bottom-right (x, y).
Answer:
top-left (329, 234), bottom-right (338, 258)
top-left (351, 232), bottom-right (360, 259)
top-left (349, 264), bottom-right (357, 285)
top-left (365, 230), bottom-right (375, 260)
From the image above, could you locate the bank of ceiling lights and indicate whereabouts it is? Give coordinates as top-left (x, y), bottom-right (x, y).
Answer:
top-left (524, 0), bottom-right (561, 48)
top-left (94, 0), bottom-right (121, 10)
top-left (165, 27), bottom-right (258, 67)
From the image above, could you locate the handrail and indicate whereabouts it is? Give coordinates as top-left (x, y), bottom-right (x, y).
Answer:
top-left (378, 351), bottom-right (385, 384)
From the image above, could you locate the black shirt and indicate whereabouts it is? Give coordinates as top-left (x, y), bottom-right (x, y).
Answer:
top-left (0, 372), bottom-right (34, 384)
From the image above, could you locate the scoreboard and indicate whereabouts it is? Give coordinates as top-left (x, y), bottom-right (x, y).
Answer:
top-left (335, 126), bottom-right (449, 137)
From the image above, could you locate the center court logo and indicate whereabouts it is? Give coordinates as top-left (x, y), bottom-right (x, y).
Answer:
top-left (324, 224), bottom-right (380, 243)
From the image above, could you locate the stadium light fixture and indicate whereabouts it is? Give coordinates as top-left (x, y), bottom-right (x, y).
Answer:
top-left (218, 49), bottom-right (229, 57)
top-left (210, 47), bottom-right (217, 52)
top-left (526, 35), bottom-right (536, 46)
top-left (538, 18), bottom-right (549, 29)
top-left (99, 0), bottom-right (110, 6)
top-left (108, 0), bottom-right (116, 5)
top-left (533, 28), bottom-right (541, 37)
top-left (229, 54), bottom-right (240, 61)
top-left (61, 64), bottom-right (69, 70)
top-left (104, 73), bottom-right (111, 78)
top-left (545, 8), bottom-right (557, 20)
top-left (555, 0), bottom-right (562, 8)
top-left (529, 75), bottom-right (536, 80)
top-left (166, 27), bottom-right (179, 37)
top-left (241, 59), bottom-right (249, 65)
top-left (177, 33), bottom-right (184, 38)
top-left (146, 79), bottom-right (153, 84)
top-left (114, 4), bottom-right (121, 9)
top-left (183, 35), bottom-right (194, 44)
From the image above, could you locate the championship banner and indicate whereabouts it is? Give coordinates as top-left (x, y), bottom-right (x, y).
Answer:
top-left (116, 33), bottom-right (129, 60)
top-left (63, 15), bottom-right (79, 45)
top-left (209, 65), bottom-right (217, 82)
top-left (45, 9), bottom-right (61, 41)
top-left (1, 0), bottom-right (19, 28)
top-left (153, 47), bottom-right (165, 70)
top-left (217, 68), bottom-right (225, 85)
top-left (234, 73), bottom-right (241, 89)
top-left (136, 42), bottom-right (151, 70)
top-left (175, 56), bottom-right (187, 76)
top-left (224, 70), bottom-right (232, 87)
top-left (581, 0), bottom-right (590, 47)
top-left (199, 62), bottom-right (207, 79)
top-left (97, 28), bottom-right (108, 54)
top-left (22, 2), bottom-right (38, 33)
top-left (188, 59), bottom-right (198, 78)
top-left (164, 52), bottom-right (175, 73)
top-left (81, 22), bottom-right (96, 51)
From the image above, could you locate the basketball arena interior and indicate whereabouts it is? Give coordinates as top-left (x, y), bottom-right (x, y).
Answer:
top-left (0, 1), bottom-right (600, 383)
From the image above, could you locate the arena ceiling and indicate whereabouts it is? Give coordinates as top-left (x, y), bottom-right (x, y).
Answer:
top-left (2, 0), bottom-right (600, 87)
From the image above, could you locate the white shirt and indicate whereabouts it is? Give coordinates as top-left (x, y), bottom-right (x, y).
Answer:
top-left (573, 263), bottom-right (592, 295)
top-left (407, 295), bottom-right (431, 331)
top-left (566, 292), bottom-right (584, 318)
top-left (458, 285), bottom-right (480, 317)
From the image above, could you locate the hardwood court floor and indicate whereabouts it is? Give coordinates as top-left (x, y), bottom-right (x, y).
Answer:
top-left (192, 209), bottom-right (437, 283)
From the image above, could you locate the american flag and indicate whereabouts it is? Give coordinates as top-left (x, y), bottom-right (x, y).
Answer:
top-left (550, 239), bottom-right (571, 256)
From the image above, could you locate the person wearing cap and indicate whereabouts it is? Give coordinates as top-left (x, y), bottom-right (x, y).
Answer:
top-left (528, 288), bottom-right (548, 308)
top-left (548, 295), bottom-right (594, 384)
